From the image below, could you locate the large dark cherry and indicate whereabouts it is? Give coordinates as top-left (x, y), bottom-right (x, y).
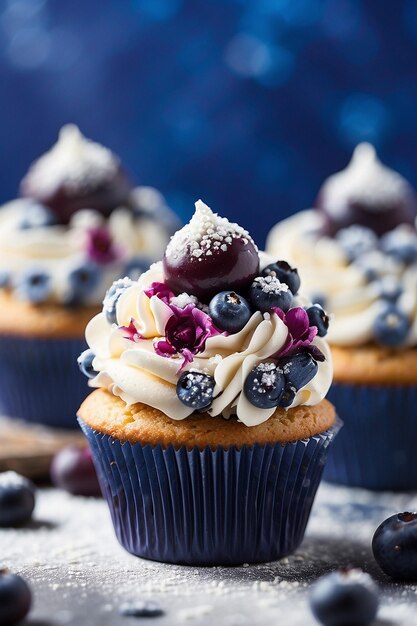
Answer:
top-left (163, 237), bottom-right (260, 302)
top-left (20, 167), bottom-right (132, 225)
top-left (316, 190), bottom-right (417, 238)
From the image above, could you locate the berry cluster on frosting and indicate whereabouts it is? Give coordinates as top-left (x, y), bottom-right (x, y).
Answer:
top-left (80, 200), bottom-right (331, 419)
top-left (0, 126), bottom-right (178, 307)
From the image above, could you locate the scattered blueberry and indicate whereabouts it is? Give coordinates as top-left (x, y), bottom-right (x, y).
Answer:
top-left (124, 256), bottom-right (150, 281)
top-left (18, 203), bottom-right (56, 229)
top-left (307, 305), bottom-right (330, 337)
top-left (66, 262), bottom-right (100, 304)
top-left (336, 225), bottom-right (378, 261)
top-left (50, 446), bottom-right (101, 497)
top-left (77, 349), bottom-right (97, 379)
top-left (249, 275), bottom-right (293, 313)
top-left (0, 472), bottom-right (36, 527)
top-left (103, 277), bottom-right (134, 324)
top-left (372, 512), bottom-right (417, 581)
top-left (310, 569), bottom-right (379, 626)
top-left (373, 306), bottom-right (410, 346)
top-left (0, 270), bottom-right (10, 289)
top-left (262, 260), bottom-right (301, 295)
top-left (279, 352), bottom-right (319, 392)
top-left (279, 383), bottom-right (297, 408)
top-left (243, 362), bottom-right (285, 409)
top-left (14, 268), bottom-right (52, 303)
top-left (0, 570), bottom-right (32, 625)
top-left (381, 229), bottom-right (417, 265)
top-left (377, 277), bottom-right (403, 302)
top-left (119, 600), bottom-right (164, 618)
top-left (176, 371), bottom-right (215, 411)
top-left (208, 291), bottom-right (251, 333)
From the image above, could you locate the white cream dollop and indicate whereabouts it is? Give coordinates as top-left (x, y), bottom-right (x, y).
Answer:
top-left (86, 261), bottom-right (333, 427)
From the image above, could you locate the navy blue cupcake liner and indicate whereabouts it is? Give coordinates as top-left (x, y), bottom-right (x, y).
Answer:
top-left (79, 417), bottom-right (341, 566)
top-left (324, 383), bottom-right (417, 490)
top-left (0, 334), bottom-right (89, 429)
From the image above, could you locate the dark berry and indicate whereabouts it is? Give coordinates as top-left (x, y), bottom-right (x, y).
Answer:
top-left (124, 256), bottom-right (150, 281)
top-left (0, 472), bottom-right (36, 527)
top-left (243, 363), bottom-right (285, 409)
top-left (262, 260), bottom-right (300, 295)
top-left (50, 446), bottom-right (101, 497)
top-left (307, 305), bottom-right (330, 337)
top-left (77, 349), bottom-right (97, 379)
top-left (279, 352), bottom-right (318, 393)
top-left (335, 225), bottom-right (378, 261)
top-left (249, 275), bottom-right (293, 313)
top-left (18, 202), bottom-right (57, 229)
top-left (377, 277), bottom-right (402, 302)
top-left (279, 383), bottom-right (297, 408)
top-left (373, 306), bottom-right (410, 346)
top-left (176, 371), bottom-right (215, 411)
top-left (66, 262), bottom-right (100, 303)
top-left (381, 229), bottom-right (417, 265)
top-left (372, 512), bottom-right (417, 581)
top-left (0, 571), bottom-right (32, 625)
top-left (14, 268), bottom-right (52, 303)
top-left (163, 200), bottom-right (259, 301)
top-left (119, 600), bottom-right (164, 618)
top-left (103, 277), bottom-right (134, 324)
top-left (310, 569), bottom-right (379, 626)
top-left (208, 291), bottom-right (251, 333)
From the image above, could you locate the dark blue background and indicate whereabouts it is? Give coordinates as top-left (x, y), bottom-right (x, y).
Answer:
top-left (1, 0), bottom-right (417, 246)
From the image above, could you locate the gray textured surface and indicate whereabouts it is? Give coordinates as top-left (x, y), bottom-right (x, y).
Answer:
top-left (1, 483), bottom-right (417, 626)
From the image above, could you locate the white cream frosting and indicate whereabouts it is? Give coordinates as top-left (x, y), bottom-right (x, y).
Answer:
top-left (266, 210), bottom-right (417, 347)
top-left (86, 259), bottom-right (333, 427)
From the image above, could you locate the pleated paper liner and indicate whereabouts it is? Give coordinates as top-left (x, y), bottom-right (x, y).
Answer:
top-left (0, 335), bottom-right (89, 429)
top-left (325, 382), bottom-right (417, 490)
top-left (79, 417), bottom-right (341, 566)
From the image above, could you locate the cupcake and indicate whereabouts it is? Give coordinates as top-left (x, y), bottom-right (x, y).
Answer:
top-left (78, 199), bottom-right (339, 566)
top-left (266, 143), bottom-right (417, 490)
top-left (0, 125), bottom-right (178, 429)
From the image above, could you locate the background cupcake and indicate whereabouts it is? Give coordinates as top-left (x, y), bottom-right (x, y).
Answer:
top-left (0, 124), bottom-right (179, 429)
top-left (266, 143), bottom-right (417, 490)
top-left (78, 200), bottom-right (339, 566)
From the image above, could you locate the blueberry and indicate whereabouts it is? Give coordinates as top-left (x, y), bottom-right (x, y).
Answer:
top-left (176, 371), bottom-right (215, 411)
top-left (336, 225), bottom-right (378, 261)
top-left (0, 472), bottom-right (36, 527)
top-left (119, 600), bottom-right (164, 618)
top-left (77, 349), bottom-right (97, 379)
top-left (124, 256), bottom-right (151, 281)
top-left (262, 260), bottom-right (301, 295)
top-left (377, 277), bottom-right (402, 302)
top-left (0, 571), bottom-right (32, 625)
top-left (208, 291), bottom-right (251, 333)
top-left (243, 362), bottom-right (285, 409)
top-left (381, 229), bottom-right (417, 265)
top-left (0, 270), bottom-right (10, 289)
top-left (279, 352), bottom-right (319, 392)
top-left (18, 202), bottom-right (56, 229)
top-left (307, 304), bottom-right (330, 337)
top-left (103, 277), bottom-right (134, 324)
top-left (249, 275), bottom-right (293, 313)
top-left (279, 383), bottom-right (297, 408)
top-left (373, 306), bottom-right (410, 346)
top-left (372, 512), bottom-right (417, 581)
top-left (14, 268), bottom-right (52, 303)
top-left (310, 569), bottom-right (379, 626)
top-left (67, 262), bottom-right (100, 303)
top-left (50, 446), bottom-right (101, 497)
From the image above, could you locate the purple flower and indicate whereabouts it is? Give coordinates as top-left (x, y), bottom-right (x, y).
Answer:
top-left (273, 307), bottom-right (325, 361)
top-left (86, 227), bottom-right (119, 265)
top-left (154, 303), bottom-right (221, 369)
top-left (120, 319), bottom-right (142, 342)
top-left (144, 282), bottom-right (175, 303)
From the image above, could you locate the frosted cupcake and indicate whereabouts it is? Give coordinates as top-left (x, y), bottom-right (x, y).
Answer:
top-left (267, 144), bottom-right (417, 489)
top-left (0, 125), bottom-right (178, 428)
top-left (78, 200), bottom-right (339, 565)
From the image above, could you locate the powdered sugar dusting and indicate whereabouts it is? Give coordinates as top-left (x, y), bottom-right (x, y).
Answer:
top-left (252, 275), bottom-right (289, 295)
top-left (165, 200), bottom-right (257, 262)
top-left (22, 125), bottom-right (119, 197)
